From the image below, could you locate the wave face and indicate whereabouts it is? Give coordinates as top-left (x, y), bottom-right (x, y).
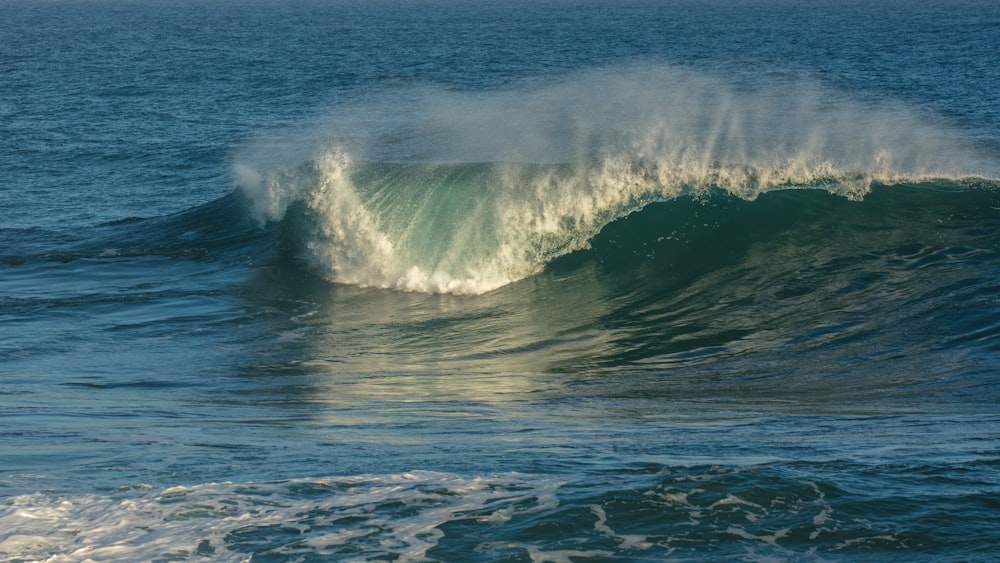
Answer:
top-left (234, 65), bottom-right (997, 294)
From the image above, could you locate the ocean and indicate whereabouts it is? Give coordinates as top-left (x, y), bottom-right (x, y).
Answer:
top-left (2, 0), bottom-right (999, 561)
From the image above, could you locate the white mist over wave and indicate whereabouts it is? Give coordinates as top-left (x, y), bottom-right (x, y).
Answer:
top-left (235, 64), bottom-right (993, 294)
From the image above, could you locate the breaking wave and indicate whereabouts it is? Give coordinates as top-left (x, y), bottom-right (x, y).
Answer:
top-left (233, 64), bottom-right (997, 294)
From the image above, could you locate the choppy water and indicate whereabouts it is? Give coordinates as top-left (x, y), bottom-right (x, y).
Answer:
top-left (2, 1), bottom-right (1000, 561)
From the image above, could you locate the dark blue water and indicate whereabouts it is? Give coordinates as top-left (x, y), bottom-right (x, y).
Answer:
top-left (3, 1), bottom-right (1000, 561)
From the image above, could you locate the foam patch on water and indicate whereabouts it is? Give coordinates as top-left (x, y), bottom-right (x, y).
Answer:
top-left (0, 472), bottom-right (562, 563)
top-left (0, 466), bottom-right (915, 561)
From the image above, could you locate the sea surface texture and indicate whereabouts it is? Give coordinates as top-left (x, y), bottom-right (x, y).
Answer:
top-left (2, 0), bottom-right (1000, 561)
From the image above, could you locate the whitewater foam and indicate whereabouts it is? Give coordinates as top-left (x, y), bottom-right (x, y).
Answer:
top-left (0, 472), bottom-right (563, 563)
top-left (234, 64), bottom-right (996, 294)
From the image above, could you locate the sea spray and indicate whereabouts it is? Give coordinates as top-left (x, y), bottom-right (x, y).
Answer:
top-left (234, 64), bottom-right (993, 294)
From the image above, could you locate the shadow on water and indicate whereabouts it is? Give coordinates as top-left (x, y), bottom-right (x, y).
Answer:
top-left (568, 185), bottom-right (1000, 408)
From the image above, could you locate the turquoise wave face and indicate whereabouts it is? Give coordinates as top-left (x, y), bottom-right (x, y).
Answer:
top-left (238, 153), bottom-right (998, 296)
